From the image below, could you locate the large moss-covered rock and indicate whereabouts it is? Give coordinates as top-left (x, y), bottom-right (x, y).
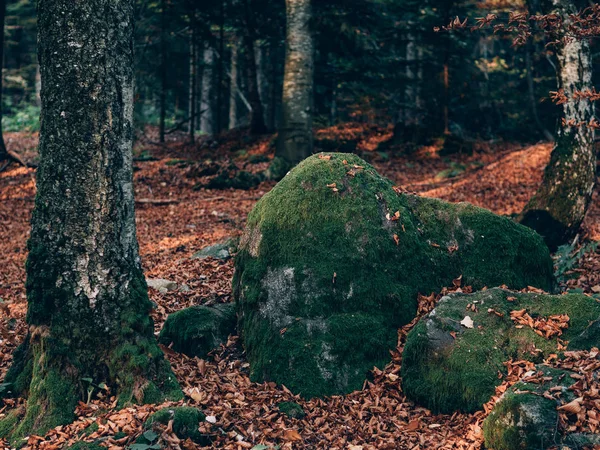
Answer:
top-left (402, 288), bottom-right (600, 414)
top-left (158, 304), bottom-right (236, 358)
top-left (234, 153), bottom-right (554, 398)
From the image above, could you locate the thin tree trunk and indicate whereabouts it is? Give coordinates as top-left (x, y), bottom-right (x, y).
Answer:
top-left (243, 34), bottom-right (267, 134)
top-left (0, 0), bottom-right (11, 164)
top-left (200, 43), bottom-right (215, 135)
top-left (229, 39), bottom-right (239, 130)
top-left (216, 0), bottom-right (225, 134)
top-left (255, 40), bottom-right (270, 130)
top-left (1, 0), bottom-right (181, 438)
top-left (159, 0), bottom-right (167, 143)
top-left (188, 12), bottom-right (197, 143)
top-left (519, 0), bottom-right (595, 250)
top-left (272, 0), bottom-right (314, 179)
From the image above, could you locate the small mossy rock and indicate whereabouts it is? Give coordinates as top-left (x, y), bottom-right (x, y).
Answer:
top-left (278, 401), bottom-right (305, 419)
top-left (483, 366), bottom-right (577, 450)
top-left (402, 288), bottom-right (600, 414)
top-left (234, 152), bottom-right (554, 398)
top-left (145, 407), bottom-right (206, 444)
top-left (192, 239), bottom-right (238, 260)
top-left (159, 304), bottom-right (236, 358)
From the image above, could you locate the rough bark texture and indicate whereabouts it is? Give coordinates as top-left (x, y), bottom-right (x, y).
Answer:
top-left (200, 44), bottom-right (215, 135)
top-left (519, 0), bottom-right (595, 250)
top-left (1, 0), bottom-right (181, 440)
top-left (272, 0), bottom-right (314, 179)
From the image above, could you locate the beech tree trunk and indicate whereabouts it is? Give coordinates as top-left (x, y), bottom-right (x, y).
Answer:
top-left (200, 43), bottom-right (215, 135)
top-left (188, 15), bottom-right (197, 143)
top-left (519, 0), bottom-right (595, 250)
top-left (272, 0), bottom-right (314, 179)
top-left (1, 0), bottom-right (181, 439)
top-left (159, 0), bottom-right (167, 143)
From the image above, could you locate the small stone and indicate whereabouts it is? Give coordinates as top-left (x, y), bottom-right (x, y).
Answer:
top-left (146, 278), bottom-right (178, 292)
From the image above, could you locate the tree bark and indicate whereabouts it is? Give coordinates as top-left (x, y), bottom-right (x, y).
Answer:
top-left (229, 39), bottom-right (240, 130)
top-left (241, 3), bottom-right (267, 136)
top-left (519, 0), bottom-right (595, 250)
top-left (188, 11), bottom-right (197, 143)
top-left (159, 0), bottom-right (167, 143)
top-left (200, 43), bottom-right (215, 135)
top-left (1, 0), bottom-right (181, 439)
top-left (272, 0), bottom-right (314, 179)
top-left (0, 0), bottom-right (11, 164)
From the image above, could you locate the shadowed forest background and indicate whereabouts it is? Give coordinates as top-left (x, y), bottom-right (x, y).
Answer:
top-left (1, 0), bottom-right (600, 449)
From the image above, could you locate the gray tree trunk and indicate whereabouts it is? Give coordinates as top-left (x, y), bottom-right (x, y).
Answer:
top-left (272, 0), bottom-right (314, 179)
top-left (519, 0), bottom-right (595, 250)
top-left (200, 43), bottom-right (215, 135)
top-left (0, 0), bottom-right (10, 164)
top-left (255, 40), bottom-right (271, 130)
top-left (1, 0), bottom-right (181, 439)
top-left (188, 23), bottom-right (197, 142)
top-left (229, 40), bottom-right (239, 130)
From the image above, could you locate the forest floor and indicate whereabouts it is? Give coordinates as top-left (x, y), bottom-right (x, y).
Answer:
top-left (1, 124), bottom-right (600, 449)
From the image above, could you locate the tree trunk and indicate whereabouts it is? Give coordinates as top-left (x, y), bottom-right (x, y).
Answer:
top-left (229, 39), bottom-right (239, 130)
top-left (188, 14), bottom-right (197, 143)
top-left (159, 0), bottom-right (167, 143)
top-left (0, 0), bottom-right (11, 164)
top-left (1, 0), bottom-right (182, 439)
top-left (200, 43), bottom-right (215, 135)
top-left (272, 0), bottom-right (314, 179)
top-left (519, 0), bottom-right (595, 250)
top-left (243, 37), bottom-right (267, 135)
top-left (255, 40), bottom-right (271, 130)
top-left (216, 0), bottom-right (225, 134)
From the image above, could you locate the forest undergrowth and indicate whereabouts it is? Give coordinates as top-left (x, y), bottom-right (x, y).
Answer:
top-left (1, 124), bottom-right (600, 449)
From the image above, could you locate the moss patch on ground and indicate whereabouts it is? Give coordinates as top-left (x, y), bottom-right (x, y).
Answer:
top-left (158, 303), bottom-right (236, 358)
top-left (402, 288), bottom-right (600, 414)
top-left (234, 152), bottom-right (554, 398)
top-left (144, 406), bottom-right (207, 444)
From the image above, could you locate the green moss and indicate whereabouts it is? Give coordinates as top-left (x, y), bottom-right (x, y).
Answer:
top-left (84, 422), bottom-right (99, 436)
top-left (235, 153), bottom-right (554, 398)
top-left (158, 304), bottom-right (236, 358)
top-left (402, 288), bottom-right (600, 413)
top-left (145, 407), bottom-right (206, 444)
top-left (0, 409), bottom-right (22, 439)
top-left (266, 156), bottom-right (291, 181)
top-left (278, 402), bottom-right (305, 419)
top-left (483, 367), bottom-right (575, 450)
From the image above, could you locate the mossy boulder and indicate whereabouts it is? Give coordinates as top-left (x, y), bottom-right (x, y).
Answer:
top-left (158, 304), bottom-right (236, 358)
top-left (402, 288), bottom-right (600, 414)
top-left (234, 152), bottom-right (554, 398)
top-left (483, 366), bottom-right (600, 450)
top-left (144, 406), bottom-right (206, 444)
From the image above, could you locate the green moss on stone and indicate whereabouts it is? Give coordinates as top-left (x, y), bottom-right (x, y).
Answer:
top-left (235, 153), bottom-right (554, 398)
top-left (0, 409), bottom-right (22, 439)
top-left (483, 366), bottom-right (575, 450)
top-left (402, 288), bottom-right (600, 413)
top-left (145, 407), bottom-right (206, 444)
top-left (158, 304), bottom-right (236, 358)
top-left (278, 402), bottom-right (305, 419)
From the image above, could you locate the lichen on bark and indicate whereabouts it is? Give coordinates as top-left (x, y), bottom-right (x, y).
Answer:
top-left (0, 0), bottom-right (181, 440)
